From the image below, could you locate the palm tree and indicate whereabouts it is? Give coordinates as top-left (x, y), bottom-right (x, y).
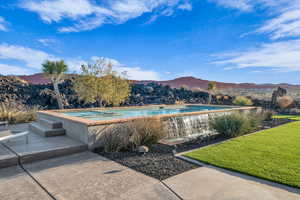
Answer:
top-left (42, 60), bottom-right (68, 109)
top-left (207, 81), bottom-right (217, 104)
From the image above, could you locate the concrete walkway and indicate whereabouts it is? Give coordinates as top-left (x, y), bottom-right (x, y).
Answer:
top-left (163, 167), bottom-right (300, 200)
top-left (0, 166), bottom-right (52, 200)
top-left (1, 152), bottom-right (179, 200)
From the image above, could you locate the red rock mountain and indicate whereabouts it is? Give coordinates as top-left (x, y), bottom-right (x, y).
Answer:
top-left (17, 73), bottom-right (300, 90)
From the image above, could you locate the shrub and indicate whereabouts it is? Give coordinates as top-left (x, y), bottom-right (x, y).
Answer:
top-left (210, 112), bottom-right (262, 138)
top-left (100, 123), bottom-right (133, 152)
top-left (98, 118), bottom-right (166, 152)
top-left (233, 96), bottom-right (253, 106)
top-left (277, 96), bottom-right (294, 109)
top-left (175, 100), bottom-right (185, 105)
top-left (130, 118), bottom-right (166, 148)
top-left (0, 103), bottom-right (38, 124)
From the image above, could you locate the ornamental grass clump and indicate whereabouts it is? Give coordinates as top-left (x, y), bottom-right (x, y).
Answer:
top-left (130, 118), bottom-right (166, 148)
top-left (0, 103), bottom-right (38, 124)
top-left (210, 112), bottom-right (263, 138)
top-left (97, 118), bottom-right (166, 152)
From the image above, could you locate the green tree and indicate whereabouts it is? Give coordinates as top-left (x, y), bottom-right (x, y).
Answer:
top-left (74, 58), bottom-right (131, 107)
top-left (207, 81), bottom-right (217, 104)
top-left (42, 60), bottom-right (68, 109)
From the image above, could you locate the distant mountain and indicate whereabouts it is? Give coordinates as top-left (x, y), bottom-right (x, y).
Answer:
top-left (16, 73), bottom-right (300, 90)
top-left (137, 76), bottom-right (300, 90)
top-left (19, 73), bottom-right (51, 85)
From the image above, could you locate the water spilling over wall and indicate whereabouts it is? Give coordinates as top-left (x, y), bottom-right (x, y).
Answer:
top-left (163, 111), bottom-right (234, 141)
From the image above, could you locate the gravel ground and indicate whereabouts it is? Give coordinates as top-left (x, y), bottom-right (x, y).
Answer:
top-left (97, 144), bottom-right (199, 180)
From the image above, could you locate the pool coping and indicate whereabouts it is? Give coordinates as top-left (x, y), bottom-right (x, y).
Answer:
top-left (38, 104), bottom-right (260, 126)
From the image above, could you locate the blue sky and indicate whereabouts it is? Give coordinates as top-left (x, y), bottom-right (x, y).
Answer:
top-left (1, 0), bottom-right (300, 84)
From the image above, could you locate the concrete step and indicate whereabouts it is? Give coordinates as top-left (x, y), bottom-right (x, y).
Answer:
top-left (20, 144), bottom-right (88, 164)
top-left (29, 123), bottom-right (66, 137)
top-left (38, 118), bottom-right (62, 129)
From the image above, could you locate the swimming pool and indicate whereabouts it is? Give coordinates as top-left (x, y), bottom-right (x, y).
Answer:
top-left (37, 104), bottom-right (260, 149)
top-left (61, 105), bottom-right (232, 121)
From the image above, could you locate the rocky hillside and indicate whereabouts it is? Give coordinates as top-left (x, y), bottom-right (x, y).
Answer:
top-left (0, 76), bottom-right (233, 109)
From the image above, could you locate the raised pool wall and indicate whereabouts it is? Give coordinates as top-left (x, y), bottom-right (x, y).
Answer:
top-left (37, 105), bottom-right (261, 150)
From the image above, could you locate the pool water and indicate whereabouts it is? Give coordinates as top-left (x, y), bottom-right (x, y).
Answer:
top-left (61, 105), bottom-right (232, 121)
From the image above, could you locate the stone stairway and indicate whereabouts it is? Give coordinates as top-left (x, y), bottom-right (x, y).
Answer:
top-left (29, 118), bottom-right (66, 137)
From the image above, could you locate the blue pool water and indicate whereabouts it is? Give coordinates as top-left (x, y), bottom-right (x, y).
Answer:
top-left (61, 105), bottom-right (232, 121)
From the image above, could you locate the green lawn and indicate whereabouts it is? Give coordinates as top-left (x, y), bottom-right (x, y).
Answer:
top-left (185, 115), bottom-right (300, 188)
top-left (273, 114), bottom-right (300, 121)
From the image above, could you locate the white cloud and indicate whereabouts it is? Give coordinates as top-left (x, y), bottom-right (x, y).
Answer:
top-left (0, 44), bottom-right (160, 79)
top-left (0, 17), bottom-right (9, 31)
top-left (89, 56), bottom-right (160, 80)
top-left (257, 8), bottom-right (300, 39)
top-left (211, 0), bottom-right (300, 39)
top-left (0, 63), bottom-right (33, 75)
top-left (21, 0), bottom-right (98, 23)
top-left (119, 66), bottom-right (160, 80)
top-left (37, 38), bottom-right (57, 46)
top-left (208, 0), bottom-right (253, 11)
top-left (213, 39), bottom-right (300, 71)
top-left (178, 2), bottom-right (192, 11)
top-left (0, 44), bottom-right (58, 69)
top-left (21, 0), bottom-right (192, 32)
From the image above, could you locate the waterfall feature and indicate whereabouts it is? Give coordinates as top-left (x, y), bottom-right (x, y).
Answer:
top-left (164, 112), bottom-right (232, 141)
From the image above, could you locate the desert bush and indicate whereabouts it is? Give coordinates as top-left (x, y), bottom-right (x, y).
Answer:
top-left (175, 100), bottom-right (185, 105)
top-left (98, 118), bottom-right (166, 152)
top-left (233, 96), bottom-right (253, 106)
top-left (0, 103), bottom-right (38, 124)
top-left (277, 96), bottom-right (294, 109)
top-left (130, 118), bottom-right (166, 148)
top-left (210, 112), bottom-right (262, 138)
top-left (100, 123), bottom-right (133, 152)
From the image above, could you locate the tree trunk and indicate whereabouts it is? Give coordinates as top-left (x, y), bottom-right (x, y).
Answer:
top-left (208, 93), bottom-right (212, 104)
top-left (97, 97), bottom-right (103, 107)
top-left (53, 82), bottom-right (64, 109)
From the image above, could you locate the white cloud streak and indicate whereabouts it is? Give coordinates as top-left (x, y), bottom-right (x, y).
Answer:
top-left (0, 44), bottom-right (58, 69)
top-left (211, 0), bottom-right (300, 39)
top-left (213, 39), bottom-right (300, 71)
top-left (37, 38), bottom-right (58, 47)
top-left (21, 0), bottom-right (192, 32)
top-left (0, 16), bottom-right (9, 31)
top-left (0, 44), bottom-right (160, 79)
top-left (0, 63), bottom-right (32, 75)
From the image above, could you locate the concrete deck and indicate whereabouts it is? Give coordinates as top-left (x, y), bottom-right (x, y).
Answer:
top-left (0, 166), bottom-right (52, 200)
top-left (163, 167), bottom-right (300, 200)
top-left (23, 152), bottom-right (179, 200)
top-left (0, 144), bottom-right (18, 168)
top-left (0, 123), bottom-right (88, 166)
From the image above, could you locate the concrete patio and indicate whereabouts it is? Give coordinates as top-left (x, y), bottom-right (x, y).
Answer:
top-left (0, 123), bottom-right (87, 167)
